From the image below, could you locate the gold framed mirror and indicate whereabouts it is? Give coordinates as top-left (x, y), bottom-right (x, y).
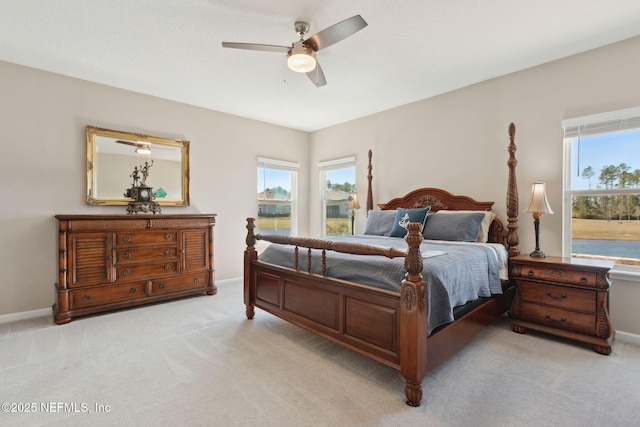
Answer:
top-left (86, 126), bottom-right (190, 206)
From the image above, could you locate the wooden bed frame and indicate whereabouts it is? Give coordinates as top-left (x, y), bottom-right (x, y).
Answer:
top-left (244, 123), bottom-right (520, 406)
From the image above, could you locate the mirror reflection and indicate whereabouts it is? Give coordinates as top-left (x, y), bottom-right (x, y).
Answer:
top-left (86, 126), bottom-right (190, 206)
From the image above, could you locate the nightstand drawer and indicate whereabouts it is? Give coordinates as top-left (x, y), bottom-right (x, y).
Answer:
top-left (520, 302), bottom-right (595, 336)
top-left (519, 281), bottom-right (595, 313)
top-left (516, 265), bottom-right (598, 287)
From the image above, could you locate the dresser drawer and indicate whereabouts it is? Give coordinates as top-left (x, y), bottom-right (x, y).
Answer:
top-left (114, 246), bottom-right (178, 264)
top-left (518, 281), bottom-right (596, 313)
top-left (520, 302), bottom-right (596, 336)
top-left (515, 265), bottom-right (598, 287)
top-left (70, 282), bottom-right (148, 309)
top-left (115, 231), bottom-right (178, 245)
top-left (115, 262), bottom-right (179, 281)
top-left (152, 273), bottom-right (208, 295)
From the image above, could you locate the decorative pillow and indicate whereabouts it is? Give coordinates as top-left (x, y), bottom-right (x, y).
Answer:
top-left (363, 210), bottom-right (397, 236)
top-left (436, 210), bottom-right (497, 242)
top-left (389, 207), bottom-right (431, 238)
top-left (422, 211), bottom-right (486, 242)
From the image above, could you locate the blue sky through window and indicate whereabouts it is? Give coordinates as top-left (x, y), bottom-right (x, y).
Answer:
top-left (258, 167), bottom-right (293, 193)
top-left (258, 167), bottom-right (356, 193)
top-left (571, 129), bottom-right (640, 190)
top-left (325, 167), bottom-right (355, 190)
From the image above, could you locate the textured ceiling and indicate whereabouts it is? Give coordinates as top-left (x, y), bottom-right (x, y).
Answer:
top-left (2, 0), bottom-right (640, 132)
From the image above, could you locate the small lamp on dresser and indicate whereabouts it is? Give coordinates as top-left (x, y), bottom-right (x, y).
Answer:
top-left (525, 180), bottom-right (553, 257)
top-left (348, 192), bottom-right (361, 235)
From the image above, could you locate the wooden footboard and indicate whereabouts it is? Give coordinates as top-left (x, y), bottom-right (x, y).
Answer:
top-left (245, 220), bottom-right (429, 405)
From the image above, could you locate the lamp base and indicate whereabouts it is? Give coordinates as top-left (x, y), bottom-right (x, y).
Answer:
top-left (529, 249), bottom-right (546, 258)
top-left (350, 213), bottom-right (355, 235)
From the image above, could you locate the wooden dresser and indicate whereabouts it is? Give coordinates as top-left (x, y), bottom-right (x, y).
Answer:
top-left (509, 255), bottom-right (615, 354)
top-left (54, 214), bottom-right (216, 324)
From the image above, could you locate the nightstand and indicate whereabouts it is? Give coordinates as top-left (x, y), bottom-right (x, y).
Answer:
top-left (509, 255), bottom-right (615, 355)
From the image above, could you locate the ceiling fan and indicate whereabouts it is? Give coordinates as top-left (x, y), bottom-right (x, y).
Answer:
top-left (222, 15), bottom-right (367, 87)
top-left (115, 140), bottom-right (174, 155)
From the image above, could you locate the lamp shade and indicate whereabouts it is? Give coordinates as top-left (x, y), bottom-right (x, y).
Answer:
top-left (525, 181), bottom-right (553, 214)
top-left (348, 192), bottom-right (360, 210)
top-left (287, 41), bottom-right (317, 73)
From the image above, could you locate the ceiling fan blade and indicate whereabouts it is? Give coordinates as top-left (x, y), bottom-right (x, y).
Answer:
top-left (304, 15), bottom-right (367, 51)
top-left (116, 140), bottom-right (141, 147)
top-left (221, 42), bottom-right (290, 53)
top-left (306, 61), bottom-right (327, 87)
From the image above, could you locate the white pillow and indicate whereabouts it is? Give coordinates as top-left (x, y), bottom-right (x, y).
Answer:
top-left (435, 210), bottom-right (497, 243)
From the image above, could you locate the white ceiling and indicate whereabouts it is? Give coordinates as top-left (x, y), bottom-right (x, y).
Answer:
top-left (2, 1), bottom-right (640, 132)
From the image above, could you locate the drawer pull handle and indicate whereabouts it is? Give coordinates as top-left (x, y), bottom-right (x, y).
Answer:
top-left (545, 291), bottom-right (567, 300)
top-left (130, 288), bottom-right (137, 294)
top-left (123, 269), bottom-right (131, 276)
top-left (123, 252), bottom-right (131, 259)
top-left (83, 294), bottom-right (91, 301)
top-left (580, 277), bottom-right (587, 284)
top-left (164, 234), bottom-right (172, 240)
top-left (527, 270), bottom-right (534, 277)
top-left (123, 236), bottom-right (131, 242)
top-left (164, 249), bottom-right (171, 255)
top-left (545, 314), bottom-right (566, 322)
top-left (158, 283), bottom-right (166, 289)
top-left (164, 265), bottom-right (171, 271)
top-left (193, 277), bottom-right (200, 283)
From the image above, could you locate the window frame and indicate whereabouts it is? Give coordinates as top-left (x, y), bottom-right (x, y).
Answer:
top-left (257, 156), bottom-right (299, 237)
top-left (318, 156), bottom-right (356, 237)
top-left (562, 106), bottom-right (640, 275)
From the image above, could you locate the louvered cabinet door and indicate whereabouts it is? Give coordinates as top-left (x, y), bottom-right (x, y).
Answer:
top-left (68, 232), bottom-right (113, 287)
top-left (181, 228), bottom-right (209, 272)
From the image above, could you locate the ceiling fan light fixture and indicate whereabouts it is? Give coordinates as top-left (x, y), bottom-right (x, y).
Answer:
top-left (287, 42), bottom-right (316, 73)
top-left (135, 146), bottom-right (151, 155)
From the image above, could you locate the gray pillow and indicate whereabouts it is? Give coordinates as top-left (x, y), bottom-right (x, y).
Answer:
top-left (363, 210), bottom-right (397, 236)
top-left (422, 211), bottom-right (486, 241)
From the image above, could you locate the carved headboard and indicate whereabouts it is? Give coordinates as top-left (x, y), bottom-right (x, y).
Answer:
top-left (377, 187), bottom-right (494, 212)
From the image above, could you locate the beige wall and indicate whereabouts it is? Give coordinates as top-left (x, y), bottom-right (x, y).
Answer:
top-left (0, 60), bottom-right (309, 317)
top-left (309, 36), bottom-right (640, 335)
top-left (2, 35), bottom-right (639, 336)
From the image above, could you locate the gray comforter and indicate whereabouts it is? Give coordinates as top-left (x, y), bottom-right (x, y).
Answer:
top-left (258, 235), bottom-right (506, 334)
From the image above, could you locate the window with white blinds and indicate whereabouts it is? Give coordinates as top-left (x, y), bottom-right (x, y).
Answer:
top-left (561, 107), bottom-right (640, 267)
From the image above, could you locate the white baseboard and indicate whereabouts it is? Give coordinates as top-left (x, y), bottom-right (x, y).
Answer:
top-left (216, 277), bottom-right (242, 285)
top-left (616, 330), bottom-right (640, 346)
top-left (0, 277), bottom-right (243, 325)
top-left (0, 307), bottom-right (51, 324)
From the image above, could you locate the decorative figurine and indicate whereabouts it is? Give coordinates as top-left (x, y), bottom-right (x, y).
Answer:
top-left (125, 160), bottom-right (161, 214)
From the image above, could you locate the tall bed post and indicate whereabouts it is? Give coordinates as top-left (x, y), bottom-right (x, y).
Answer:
top-left (400, 223), bottom-right (428, 407)
top-left (506, 123), bottom-right (520, 256)
top-left (366, 149), bottom-right (373, 215)
top-left (244, 217), bottom-right (257, 319)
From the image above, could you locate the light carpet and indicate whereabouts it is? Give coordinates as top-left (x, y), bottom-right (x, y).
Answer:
top-left (1, 278), bottom-right (639, 427)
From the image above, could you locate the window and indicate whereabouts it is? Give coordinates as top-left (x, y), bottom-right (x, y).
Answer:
top-left (257, 157), bottom-right (298, 237)
top-left (319, 157), bottom-right (356, 236)
top-left (562, 107), bottom-right (640, 267)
